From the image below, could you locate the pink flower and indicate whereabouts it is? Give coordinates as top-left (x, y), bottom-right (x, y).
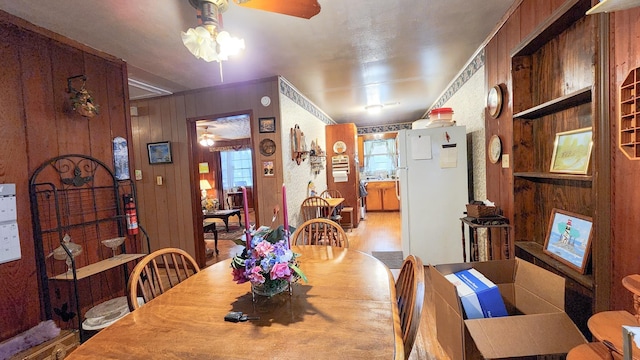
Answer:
top-left (231, 268), bottom-right (248, 284)
top-left (254, 240), bottom-right (274, 258)
top-left (270, 262), bottom-right (291, 280)
top-left (248, 266), bottom-right (265, 284)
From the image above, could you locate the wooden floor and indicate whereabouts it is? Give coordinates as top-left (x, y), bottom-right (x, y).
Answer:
top-left (204, 210), bottom-right (450, 360)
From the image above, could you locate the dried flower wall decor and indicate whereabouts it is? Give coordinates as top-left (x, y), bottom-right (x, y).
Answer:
top-left (67, 75), bottom-right (100, 118)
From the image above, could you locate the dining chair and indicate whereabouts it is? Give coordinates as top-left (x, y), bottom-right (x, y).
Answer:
top-left (300, 196), bottom-right (332, 221)
top-left (291, 218), bottom-right (349, 248)
top-left (395, 255), bottom-right (425, 359)
top-left (320, 189), bottom-right (343, 199)
top-left (127, 247), bottom-right (200, 311)
top-left (320, 189), bottom-right (344, 222)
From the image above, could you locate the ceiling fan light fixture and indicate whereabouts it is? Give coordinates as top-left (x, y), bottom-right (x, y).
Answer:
top-left (182, 0), bottom-right (244, 63)
top-left (199, 126), bottom-right (215, 146)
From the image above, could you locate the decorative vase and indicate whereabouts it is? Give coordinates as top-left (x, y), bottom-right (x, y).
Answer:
top-left (252, 280), bottom-right (290, 297)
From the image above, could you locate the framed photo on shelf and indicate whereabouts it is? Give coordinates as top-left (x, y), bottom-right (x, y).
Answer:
top-left (550, 127), bottom-right (593, 174)
top-left (259, 117), bottom-right (276, 133)
top-left (147, 141), bottom-right (172, 164)
top-left (543, 208), bottom-right (593, 274)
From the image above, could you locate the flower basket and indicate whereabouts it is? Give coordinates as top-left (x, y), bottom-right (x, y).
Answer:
top-left (252, 280), bottom-right (290, 297)
top-left (231, 225), bottom-right (306, 299)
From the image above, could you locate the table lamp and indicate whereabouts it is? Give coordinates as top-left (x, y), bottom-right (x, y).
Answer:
top-left (200, 179), bottom-right (212, 200)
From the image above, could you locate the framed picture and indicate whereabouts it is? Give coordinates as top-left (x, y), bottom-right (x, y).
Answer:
top-left (262, 161), bottom-right (274, 176)
top-left (259, 117), bottom-right (276, 133)
top-left (543, 208), bottom-right (593, 274)
top-left (147, 141), bottom-right (172, 164)
top-left (550, 127), bottom-right (593, 174)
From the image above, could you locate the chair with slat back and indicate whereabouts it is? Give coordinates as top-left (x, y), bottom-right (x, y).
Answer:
top-left (395, 255), bottom-right (425, 359)
top-left (320, 189), bottom-right (344, 222)
top-left (300, 196), bottom-right (332, 221)
top-left (291, 218), bottom-right (349, 248)
top-left (320, 189), bottom-right (343, 199)
top-left (127, 248), bottom-right (200, 311)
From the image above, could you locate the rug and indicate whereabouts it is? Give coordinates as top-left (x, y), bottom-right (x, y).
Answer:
top-left (204, 226), bottom-right (245, 241)
top-left (371, 251), bottom-right (404, 269)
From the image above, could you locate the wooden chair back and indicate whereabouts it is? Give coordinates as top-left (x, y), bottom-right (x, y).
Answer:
top-left (127, 247), bottom-right (200, 311)
top-left (300, 196), bottom-right (331, 221)
top-left (395, 255), bottom-right (425, 359)
top-left (291, 218), bottom-right (349, 248)
top-left (320, 189), bottom-right (343, 199)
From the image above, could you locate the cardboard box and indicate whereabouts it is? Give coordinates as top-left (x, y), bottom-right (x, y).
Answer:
top-left (445, 268), bottom-right (508, 319)
top-left (431, 258), bottom-right (587, 359)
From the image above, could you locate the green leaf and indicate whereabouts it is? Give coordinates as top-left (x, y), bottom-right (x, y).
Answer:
top-left (290, 264), bottom-right (307, 283)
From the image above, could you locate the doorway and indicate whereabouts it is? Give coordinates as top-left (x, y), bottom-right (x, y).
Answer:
top-left (189, 112), bottom-right (258, 266)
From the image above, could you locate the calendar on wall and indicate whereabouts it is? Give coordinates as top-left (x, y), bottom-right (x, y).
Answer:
top-left (0, 184), bottom-right (21, 264)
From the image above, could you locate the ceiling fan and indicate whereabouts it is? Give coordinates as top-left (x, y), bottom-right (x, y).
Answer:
top-left (182, 0), bottom-right (320, 76)
top-left (187, 0), bottom-right (321, 21)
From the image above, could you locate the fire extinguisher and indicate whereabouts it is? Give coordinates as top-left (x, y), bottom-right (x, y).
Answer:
top-left (123, 194), bottom-right (139, 235)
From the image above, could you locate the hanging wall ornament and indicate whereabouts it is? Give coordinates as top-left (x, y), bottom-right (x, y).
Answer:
top-left (67, 75), bottom-right (100, 118)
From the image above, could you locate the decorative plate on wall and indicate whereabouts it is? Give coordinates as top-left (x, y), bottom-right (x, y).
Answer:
top-left (259, 138), bottom-right (276, 157)
top-left (488, 135), bottom-right (502, 164)
top-left (333, 141), bottom-right (347, 154)
top-left (487, 84), bottom-right (503, 119)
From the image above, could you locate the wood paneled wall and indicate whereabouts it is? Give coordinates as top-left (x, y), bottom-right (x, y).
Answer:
top-left (0, 11), bottom-right (130, 341)
top-left (610, 7), bottom-right (640, 311)
top-left (485, 1), bottom-right (640, 311)
top-left (130, 78), bottom-right (281, 267)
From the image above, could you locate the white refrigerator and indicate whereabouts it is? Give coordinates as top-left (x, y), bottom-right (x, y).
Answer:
top-left (396, 126), bottom-right (469, 265)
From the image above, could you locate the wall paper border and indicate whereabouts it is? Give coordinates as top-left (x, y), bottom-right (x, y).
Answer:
top-left (279, 77), bottom-right (335, 125)
top-left (357, 122), bottom-right (413, 135)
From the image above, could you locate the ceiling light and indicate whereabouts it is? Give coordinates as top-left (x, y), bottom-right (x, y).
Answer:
top-left (182, 0), bottom-right (245, 79)
top-left (365, 104), bottom-right (384, 114)
top-left (199, 126), bottom-right (215, 147)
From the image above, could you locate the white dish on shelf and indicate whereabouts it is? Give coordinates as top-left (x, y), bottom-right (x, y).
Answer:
top-left (82, 296), bottom-right (143, 331)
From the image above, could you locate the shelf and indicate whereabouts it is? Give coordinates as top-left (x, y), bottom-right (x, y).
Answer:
top-left (51, 253), bottom-right (145, 280)
top-left (513, 172), bottom-right (592, 182)
top-left (512, 0), bottom-right (592, 57)
top-left (515, 241), bottom-right (593, 290)
top-left (513, 87), bottom-right (592, 119)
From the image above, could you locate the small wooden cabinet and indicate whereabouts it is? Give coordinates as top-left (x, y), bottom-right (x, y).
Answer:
top-left (365, 181), bottom-right (399, 211)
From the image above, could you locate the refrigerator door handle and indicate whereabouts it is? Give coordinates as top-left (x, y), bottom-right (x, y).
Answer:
top-left (395, 167), bottom-right (406, 200)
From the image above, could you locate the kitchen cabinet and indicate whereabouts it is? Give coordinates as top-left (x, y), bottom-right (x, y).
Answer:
top-left (365, 181), bottom-right (399, 211)
top-left (326, 123), bottom-right (361, 227)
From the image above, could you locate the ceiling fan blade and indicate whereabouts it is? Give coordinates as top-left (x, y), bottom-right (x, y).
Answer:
top-left (233, 0), bottom-right (321, 19)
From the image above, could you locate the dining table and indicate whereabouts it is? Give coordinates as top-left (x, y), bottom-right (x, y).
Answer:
top-left (66, 245), bottom-right (404, 359)
top-left (325, 196), bottom-right (344, 214)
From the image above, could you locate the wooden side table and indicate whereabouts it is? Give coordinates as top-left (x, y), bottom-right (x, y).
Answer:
top-left (460, 216), bottom-right (510, 262)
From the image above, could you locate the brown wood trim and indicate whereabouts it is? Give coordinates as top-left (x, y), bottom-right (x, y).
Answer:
top-left (511, 0), bottom-right (592, 57)
top-left (594, 10), bottom-right (611, 313)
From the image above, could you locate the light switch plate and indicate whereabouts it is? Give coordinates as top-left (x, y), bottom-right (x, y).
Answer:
top-left (135, 169), bottom-right (142, 181)
top-left (156, 176), bottom-right (163, 185)
top-left (501, 154), bottom-right (509, 168)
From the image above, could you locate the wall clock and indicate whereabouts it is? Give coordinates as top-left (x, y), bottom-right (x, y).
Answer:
top-left (487, 84), bottom-right (503, 119)
top-left (488, 135), bottom-right (502, 164)
top-left (259, 138), bottom-right (276, 157)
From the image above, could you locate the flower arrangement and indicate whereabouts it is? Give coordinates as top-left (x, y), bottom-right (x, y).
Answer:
top-left (231, 225), bottom-right (307, 296)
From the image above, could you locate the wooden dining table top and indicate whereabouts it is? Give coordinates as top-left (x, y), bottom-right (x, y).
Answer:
top-left (66, 245), bottom-right (404, 360)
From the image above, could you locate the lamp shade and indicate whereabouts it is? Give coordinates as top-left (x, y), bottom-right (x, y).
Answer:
top-left (200, 180), bottom-right (212, 190)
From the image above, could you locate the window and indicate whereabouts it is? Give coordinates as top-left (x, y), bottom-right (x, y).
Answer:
top-left (364, 139), bottom-right (397, 177)
top-left (221, 149), bottom-right (253, 190)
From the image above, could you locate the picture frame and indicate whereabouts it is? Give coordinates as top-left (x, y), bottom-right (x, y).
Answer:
top-left (259, 117), bottom-right (276, 133)
top-left (543, 208), bottom-right (593, 274)
top-left (262, 161), bottom-right (274, 177)
top-left (147, 141), bottom-right (172, 164)
top-left (550, 127), bottom-right (593, 174)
